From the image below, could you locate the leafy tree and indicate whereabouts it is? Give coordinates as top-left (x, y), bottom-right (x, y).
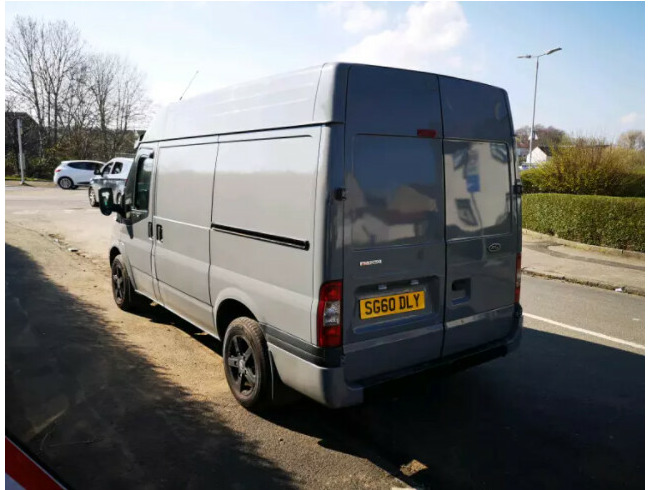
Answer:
top-left (617, 130), bottom-right (644, 151)
top-left (515, 124), bottom-right (567, 149)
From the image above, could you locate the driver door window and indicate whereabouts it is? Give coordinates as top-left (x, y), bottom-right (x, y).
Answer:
top-left (101, 164), bottom-right (113, 177)
top-left (133, 156), bottom-right (153, 211)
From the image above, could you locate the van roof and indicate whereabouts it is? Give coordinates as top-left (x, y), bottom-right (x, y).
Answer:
top-left (141, 62), bottom-right (506, 143)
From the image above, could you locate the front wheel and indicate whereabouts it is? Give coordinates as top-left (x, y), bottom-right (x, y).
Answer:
top-left (223, 317), bottom-right (271, 410)
top-left (89, 188), bottom-right (98, 207)
top-left (111, 255), bottom-right (148, 312)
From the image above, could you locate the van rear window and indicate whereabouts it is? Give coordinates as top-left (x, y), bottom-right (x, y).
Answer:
top-left (444, 140), bottom-right (511, 239)
top-left (439, 77), bottom-right (512, 142)
top-left (350, 135), bottom-right (443, 249)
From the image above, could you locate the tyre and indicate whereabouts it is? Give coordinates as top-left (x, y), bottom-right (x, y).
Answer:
top-left (89, 188), bottom-right (99, 207)
top-left (111, 255), bottom-right (148, 312)
top-left (223, 317), bottom-right (271, 410)
top-left (115, 192), bottom-right (122, 206)
top-left (58, 177), bottom-right (73, 189)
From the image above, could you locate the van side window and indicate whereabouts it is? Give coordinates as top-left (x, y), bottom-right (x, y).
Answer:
top-left (112, 162), bottom-right (123, 174)
top-left (134, 156), bottom-right (153, 211)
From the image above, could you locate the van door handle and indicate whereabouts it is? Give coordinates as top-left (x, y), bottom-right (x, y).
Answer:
top-left (451, 278), bottom-right (471, 304)
top-left (156, 224), bottom-right (163, 241)
top-left (147, 222), bottom-right (153, 238)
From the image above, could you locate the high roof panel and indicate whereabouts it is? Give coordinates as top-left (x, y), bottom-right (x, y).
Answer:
top-left (142, 63), bottom-right (348, 142)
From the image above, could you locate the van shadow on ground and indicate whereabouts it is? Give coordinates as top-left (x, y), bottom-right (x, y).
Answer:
top-left (5, 243), bottom-right (296, 490)
top-left (263, 327), bottom-right (645, 489)
top-left (137, 288), bottom-right (645, 490)
top-left (82, 265), bottom-right (645, 490)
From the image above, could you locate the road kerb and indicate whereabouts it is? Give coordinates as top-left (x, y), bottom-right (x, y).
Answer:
top-left (522, 268), bottom-right (644, 297)
top-left (523, 229), bottom-right (645, 260)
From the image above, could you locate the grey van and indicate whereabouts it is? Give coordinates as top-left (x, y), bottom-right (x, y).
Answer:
top-left (99, 63), bottom-right (523, 409)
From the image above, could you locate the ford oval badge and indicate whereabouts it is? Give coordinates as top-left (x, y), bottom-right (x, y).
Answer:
top-left (488, 243), bottom-right (501, 253)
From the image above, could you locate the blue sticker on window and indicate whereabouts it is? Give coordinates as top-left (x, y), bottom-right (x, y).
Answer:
top-left (466, 174), bottom-right (480, 193)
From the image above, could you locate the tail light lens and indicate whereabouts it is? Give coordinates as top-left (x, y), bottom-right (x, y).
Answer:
top-left (317, 281), bottom-right (342, 347)
top-left (515, 253), bottom-right (522, 303)
top-left (55, 168), bottom-right (61, 172)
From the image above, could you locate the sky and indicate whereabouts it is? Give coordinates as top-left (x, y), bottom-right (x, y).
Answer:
top-left (4, 1), bottom-right (645, 141)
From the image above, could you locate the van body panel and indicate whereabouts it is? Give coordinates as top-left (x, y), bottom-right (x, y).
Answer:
top-left (157, 281), bottom-right (216, 334)
top-left (209, 127), bottom-right (321, 342)
top-left (341, 66), bottom-right (446, 381)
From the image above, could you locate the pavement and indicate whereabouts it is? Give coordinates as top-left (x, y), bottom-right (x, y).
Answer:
top-left (522, 230), bottom-right (645, 296)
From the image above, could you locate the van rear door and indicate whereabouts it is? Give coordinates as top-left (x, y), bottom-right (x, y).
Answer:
top-left (341, 66), bottom-right (446, 382)
top-left (439, 77), bottom-right (518, 357)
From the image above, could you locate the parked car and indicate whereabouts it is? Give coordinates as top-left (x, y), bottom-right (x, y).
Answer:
top-left (98, 63), bottom-right (523, 410)
top-left (88, 157), bottom-right (133, 207)
top-left (53, 160), bottom-right (104, 189)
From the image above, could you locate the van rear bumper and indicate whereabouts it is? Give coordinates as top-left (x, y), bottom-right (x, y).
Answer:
top-left (267, 304), bottom-right (523, 408)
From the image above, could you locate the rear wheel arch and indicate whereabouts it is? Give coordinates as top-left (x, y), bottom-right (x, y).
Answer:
top-left (109, 247), bottom-right (121, 266)
top-left (216, 299), bottom-right (258, 341)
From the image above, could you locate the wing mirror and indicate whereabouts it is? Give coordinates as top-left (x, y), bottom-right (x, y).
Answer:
top-left (98, 187), bottom-right (128, 222)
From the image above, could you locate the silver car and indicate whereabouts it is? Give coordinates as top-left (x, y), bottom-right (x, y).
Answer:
top-left (53, 160), bottom-right (104, 189)
top-left (88, 157), bottom-right (133, 207)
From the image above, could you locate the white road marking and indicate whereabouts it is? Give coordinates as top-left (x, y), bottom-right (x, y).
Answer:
top-left (524, 312), bottom-right (645, 352)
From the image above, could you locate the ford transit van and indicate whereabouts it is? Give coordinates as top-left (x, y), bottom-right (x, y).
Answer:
top-left (99, 63), bottom-right (523, 409)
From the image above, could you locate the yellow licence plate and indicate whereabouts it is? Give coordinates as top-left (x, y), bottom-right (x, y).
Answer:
top-left (360, 291), bottom-right (426, 320)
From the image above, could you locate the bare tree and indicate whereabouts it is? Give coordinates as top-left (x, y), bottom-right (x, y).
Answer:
top-left (86, 53), bottom-right (149, 159)
top-left (7, 15), bottom-right (150, 166)
top-left (6, 16), bottom-right (86, 149)
top-left (111, 58), bottom-right (149, 156)
top-left (6, 16), bottom-right (46, 152)
top-left (37, 19), bottom-right (86, 146)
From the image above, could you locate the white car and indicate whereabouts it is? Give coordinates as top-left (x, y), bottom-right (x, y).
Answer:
top-left (53, 160), bottom-right (104, 189)
top-left (88, 157), bottom-right (133, 207)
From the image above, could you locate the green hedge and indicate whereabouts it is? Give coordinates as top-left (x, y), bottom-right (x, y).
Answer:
top-left (522, 194), bottom-right (645, 252)
top-left (521, 168), bottom-right (645, 197)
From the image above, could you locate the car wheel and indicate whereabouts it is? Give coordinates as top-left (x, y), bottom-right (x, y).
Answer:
top-left (115, 192), bottom-right (122, 206)
top-left (111, 255), bottom-right (148, 312)
top-left (89, 188), bottom-right (99, 207)
top-left (223, 317), bottom-right (271, 410)
top-left (58, 177), bottom-right (73, 189)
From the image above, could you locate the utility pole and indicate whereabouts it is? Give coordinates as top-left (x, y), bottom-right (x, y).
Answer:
top-left (16, 118), bottom-right (26, 185)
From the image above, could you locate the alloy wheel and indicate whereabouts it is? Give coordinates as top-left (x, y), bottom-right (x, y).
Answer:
top-left (112, 264), bottom-right (125, 303)
top-left (226, 335), bottom-right (257, 396)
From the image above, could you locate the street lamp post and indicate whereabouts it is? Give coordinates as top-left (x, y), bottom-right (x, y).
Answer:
top-left (518, 47), bottom-right (562, 164)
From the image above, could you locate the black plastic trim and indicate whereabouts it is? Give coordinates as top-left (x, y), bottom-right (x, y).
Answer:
top-left (261, 323), bottom-right (342, 368)
top-left (211, 223), bottom-right (310, 251)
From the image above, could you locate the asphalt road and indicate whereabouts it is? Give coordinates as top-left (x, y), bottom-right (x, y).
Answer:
top-left (5, 184), bottom-right (645, 489)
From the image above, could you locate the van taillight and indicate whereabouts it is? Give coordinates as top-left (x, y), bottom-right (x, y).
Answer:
top-left (55, 168), bottom-right (61, 172)
top-left (317, 281), bottom-right (342, 348)
top-left (515, 253), bottom-right (522, 303)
